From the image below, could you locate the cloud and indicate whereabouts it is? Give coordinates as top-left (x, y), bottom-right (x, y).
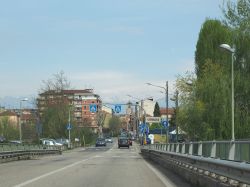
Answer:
top-left (71, 71), bottom-right (130, 82)
top-left (69, 70), bottom-right (178, 105)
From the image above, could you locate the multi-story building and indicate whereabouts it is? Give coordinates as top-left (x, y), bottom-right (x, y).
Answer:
top-left (160, 108), bottom-right (175, 121)
top-left (37, 89), bottom-right (102, 129)
top-left (0, 110), bottom-right (18, 127)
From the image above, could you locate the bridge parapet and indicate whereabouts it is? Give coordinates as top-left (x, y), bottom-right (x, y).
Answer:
top-left (145, 140), bottom-right (250, 162)
top-left (142, 141), bottom-right (250, 186)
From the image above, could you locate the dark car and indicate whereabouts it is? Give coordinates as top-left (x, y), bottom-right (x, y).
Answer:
top-left (96, 138), bottom-right (106, 147)
top-left (118, 136), bottom-right (129, 148)
top-left (0, 136), bottom-right (6, 143)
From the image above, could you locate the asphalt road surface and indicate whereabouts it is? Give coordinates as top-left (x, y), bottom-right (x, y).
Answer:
top-left (0, 141), bottom-right (191, 187)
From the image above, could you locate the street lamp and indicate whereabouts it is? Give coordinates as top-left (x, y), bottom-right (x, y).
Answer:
top-left (146, 81), bottom-right (168, 142)
top-left (219, 43), bottom-right (235, 141)
top-left (127, 95), bottom-right (147, 143)
top-left (19, 98), bottom-right (28, 142)
top-left (127, 95), bottom-right (145, 124)
top-left (126, 95), bottom-right (151, 122)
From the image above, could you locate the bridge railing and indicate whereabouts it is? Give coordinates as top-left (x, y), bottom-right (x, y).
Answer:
top-left (0, 143), bottom-right (62, 152)
top-left (142, 141), bottom-right (250, 186)
top-left (145, 140), bottom-right (250, 163)
top-left (0, 143), bottom-right (62, 163)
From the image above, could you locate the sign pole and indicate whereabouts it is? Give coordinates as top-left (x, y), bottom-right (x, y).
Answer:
top-left (68, 106), bottom-right (71, 149)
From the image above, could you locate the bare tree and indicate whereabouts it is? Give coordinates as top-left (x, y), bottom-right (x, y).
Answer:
top-left (40, 71), bottom-right (71, 93)
top-left (37, 71), bottom-right (72, 138)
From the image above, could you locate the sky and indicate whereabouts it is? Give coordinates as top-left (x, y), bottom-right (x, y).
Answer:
top-left (0, 0), bottom-right (225, 108)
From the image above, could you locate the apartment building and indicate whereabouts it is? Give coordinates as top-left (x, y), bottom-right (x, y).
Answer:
top-left (38, 89), bottom-right (102, 129)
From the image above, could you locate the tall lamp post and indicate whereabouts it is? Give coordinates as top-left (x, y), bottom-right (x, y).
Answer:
top-left (219, 43), bottom-right (235, 141)
top-left (146, 81), bottom-right (168, 142)
top-left (127, 95), bottom-right (144, 130)
top-left (127, 95), bottom-right (148, 143)
top-left (19, 98), bottom-right (28, 142)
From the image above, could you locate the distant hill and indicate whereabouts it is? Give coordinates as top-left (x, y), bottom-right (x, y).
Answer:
top-left (0, 96), bottom-right (37, 109)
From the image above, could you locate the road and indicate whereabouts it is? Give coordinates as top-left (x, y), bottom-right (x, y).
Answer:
top-left (0, 141), bottom-right (191, 187)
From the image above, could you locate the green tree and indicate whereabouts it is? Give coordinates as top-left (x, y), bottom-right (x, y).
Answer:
top-left (222, 0), bottom-right (250, 138)
top-left (38, 71), bottom-right (73, 139)
top-left (175, 1), bottom-right (250, 140)
top-left (153, 102), bottom-right (161, 117)
top-left (108, 116), bottom-right (122, 136)
top-left (223, 0), bottom-right (250, 34)
top-left (71, 127), bottom-right (97, 146)
top-left (195, 19), bottom-right (232, 77)
top-left (0, 117), bottom-right (19, 140)
top-left (149, 123), bottom-right (161, 130)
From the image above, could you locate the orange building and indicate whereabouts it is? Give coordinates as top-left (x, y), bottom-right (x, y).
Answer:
top-left (38, 89), bottom-right (102, 129)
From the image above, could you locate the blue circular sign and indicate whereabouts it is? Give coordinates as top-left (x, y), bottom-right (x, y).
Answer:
top-left (162, 120), bottom-right (168, 128)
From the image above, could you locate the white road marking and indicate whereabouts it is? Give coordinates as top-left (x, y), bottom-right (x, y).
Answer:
top-left (94, 155), bottom-right (104, 158)
top-left (14, 157), bottom-right (94, 187)
top-left (144, 160), bottom-right (177, 187)
top-left (129, 155), bottom-right (139, 158)
top-left (112, 156), bottom-right (121, 158)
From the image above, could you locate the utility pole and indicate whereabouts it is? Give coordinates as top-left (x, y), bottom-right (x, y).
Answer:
top-left (146, 81), bottom-right (169, 143)
top-left (176, 90), bottom-right (179, 142)
top-left (68, 105), bottom-right (71, 149)
top-left (166, 81), bottom-right (168, 143)
top-left (135, 102), bottom-right (139, 139)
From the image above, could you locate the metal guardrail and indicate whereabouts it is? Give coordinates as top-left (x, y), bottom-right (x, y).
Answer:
top-left (141, 141), bottom-right (250, 185)
top-left (144, 140), bottom-right (250, 162)
top-left (0, 143), bottom-right (62, 163)
top-left (0, 143), bottom-right (60, 151)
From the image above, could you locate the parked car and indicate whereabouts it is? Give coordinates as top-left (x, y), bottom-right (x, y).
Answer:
top-left (40, 138), bottom-right (63, 146)
top-left (118, 136), bottom-right (129, 148)
top-left (9, 140), bottom-right (22, 144)
top-left (55, 138), bottom-right (69, 145)
top-left (105, 137), bottom-right (113, 143)
top-left (0, 136), bottom-right (6, 143)
top-left (96, 138), bottom-right (106, 147)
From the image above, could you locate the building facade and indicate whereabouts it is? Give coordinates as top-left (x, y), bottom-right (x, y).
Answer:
top-left (160, 108), bottom-right (174, 121)
top-left (37, 89), bottom-right (102, 129)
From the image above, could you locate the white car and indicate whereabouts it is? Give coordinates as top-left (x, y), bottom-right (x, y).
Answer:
top-left (105, 137), bottom-right (113, 143)
top-left (41, 139), bottom-right (63, 146)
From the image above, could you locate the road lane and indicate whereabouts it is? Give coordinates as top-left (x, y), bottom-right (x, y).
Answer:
top-left (0, 141), bottom-right (190, 187)
top-left (0, 147), bottom-right (100, 187)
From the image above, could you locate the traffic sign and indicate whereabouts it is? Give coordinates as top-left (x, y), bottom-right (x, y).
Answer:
top-left (89, 104), bottom-right (97, 113)
top-left (145, 125), bottom-right (149, 135)
top-left (114, 105), bottom-right (122, 113)
top-left (139, 123), bottom-right (146, 133)
top-left (146, 117), bottom-right (161, 123)
top-left (66, 123), bottom-right (72, 130)
top-left (161, 120), bottom-right (168, 128)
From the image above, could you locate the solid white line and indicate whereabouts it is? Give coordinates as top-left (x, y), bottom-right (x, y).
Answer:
top-left (144, 160), bottom-right (177, 187)
top-left (14, 157), bottom-right (93, 187)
